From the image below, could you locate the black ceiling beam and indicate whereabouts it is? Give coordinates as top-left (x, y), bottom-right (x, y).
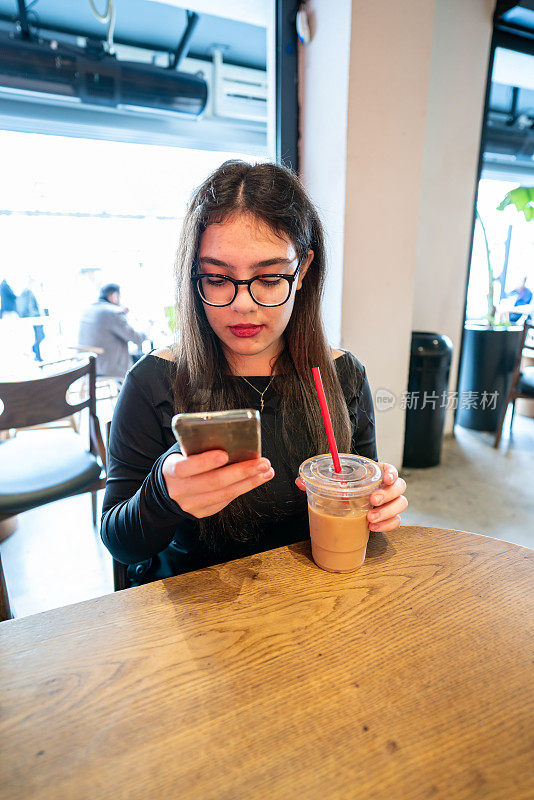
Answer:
top-left (495, 0), bottom-right (534, 16)
top-left (494, 19), bottom-right (534, 41)
top-left (494, 0), bottom-right (534, 38)
top-left (494, 25), bottom-right (534, 54)
top-left (494, 0), bottom-right (518, 19)
top-left (170, 11), bottom-right (199, 70)
top-left (495, 1), bottom-right (520, 17)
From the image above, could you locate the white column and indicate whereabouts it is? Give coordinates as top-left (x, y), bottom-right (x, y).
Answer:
top-left (298, 0), bottom-right (353, 348)
top-left (412, 0), bottom-right (494, 435)
top-left (299, 0), bottom-right (493, 466)
top-left (341, 0), bottom-right (436, 465)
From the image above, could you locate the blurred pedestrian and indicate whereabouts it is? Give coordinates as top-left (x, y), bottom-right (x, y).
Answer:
top-left (506, 276), bottom-right (532, 323)
top-left (78, 283), bottom-right (146, 379)
top-left (16, 279), bottom-right (46, 361)
top-left (0, 279), bottom-right (17, 318)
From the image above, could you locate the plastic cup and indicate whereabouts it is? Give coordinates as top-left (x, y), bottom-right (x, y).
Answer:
top-left (299, 454), bottom-right (383, 573)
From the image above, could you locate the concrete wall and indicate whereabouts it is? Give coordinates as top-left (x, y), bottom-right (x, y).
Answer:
top-left (299, 0), bottom-right (494, 465)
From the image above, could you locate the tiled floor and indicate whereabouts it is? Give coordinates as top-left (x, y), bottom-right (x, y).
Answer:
top-left (1, 490), bottom-right (111, 619)
top-left (401, 412), bottom-right (534, 551)
top-left (2, 412), bottom-right (533, 619)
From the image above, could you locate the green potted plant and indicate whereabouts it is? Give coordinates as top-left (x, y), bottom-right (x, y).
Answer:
top-left (498, 185), bottom-right (534, 221)
top-left (457, 186), bottom-right (533, 432)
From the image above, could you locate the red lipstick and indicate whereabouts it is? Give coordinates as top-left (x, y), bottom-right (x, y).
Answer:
top-left (229, 324), bottom-right (264, 338)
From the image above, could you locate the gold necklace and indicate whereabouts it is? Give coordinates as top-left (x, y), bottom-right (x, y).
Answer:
top-left (241, 374), bottom-right (274, 412)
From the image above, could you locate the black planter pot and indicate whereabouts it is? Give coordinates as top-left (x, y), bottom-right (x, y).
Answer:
top-left (457, 323), bottom-right (523, 432)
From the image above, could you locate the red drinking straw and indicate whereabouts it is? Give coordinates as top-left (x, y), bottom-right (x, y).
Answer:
top-left (312, 366), bottom-right (343, 474)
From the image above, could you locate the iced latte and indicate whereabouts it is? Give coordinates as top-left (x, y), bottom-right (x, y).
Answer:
top-left (299, 454), bottom-right (382, 573)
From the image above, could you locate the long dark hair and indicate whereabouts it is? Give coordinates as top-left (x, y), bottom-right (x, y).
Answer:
top-left (172, 160), bottom-right (351, 548)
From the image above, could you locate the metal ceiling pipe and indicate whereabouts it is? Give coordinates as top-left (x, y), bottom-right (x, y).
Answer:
top-left (16, 0), bottom-right (31, 40)
top-left (170, 11), bottom-right (199, 70)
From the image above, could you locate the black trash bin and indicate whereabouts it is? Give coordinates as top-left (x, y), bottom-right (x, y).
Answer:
top-left (402, 332), bottom-right (453, 468)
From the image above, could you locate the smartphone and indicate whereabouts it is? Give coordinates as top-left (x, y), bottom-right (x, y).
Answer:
top-left (171, 409), bottom-right (261, 465)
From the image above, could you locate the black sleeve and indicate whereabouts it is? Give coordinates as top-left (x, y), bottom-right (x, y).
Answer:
top-left (341, 354), bottom-right (378, 461)
top-left (101, 368), bottom-right (195, 565)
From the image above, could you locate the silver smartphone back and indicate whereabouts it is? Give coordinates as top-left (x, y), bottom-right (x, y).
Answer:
top-left (171, 409), bottom-right (261, 464)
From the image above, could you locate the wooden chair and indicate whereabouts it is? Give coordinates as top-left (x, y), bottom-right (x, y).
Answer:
top-left (67, 345), bottom-right (122, 416)
top-left (0, 357), bottom-right (107, 619)
top-left (494, 320), bottom-right (534, 447)
top-left (113, 559), bottom-right (129, 591)
top-left (0, 551), bottom-right (12, 621)
top-left (101, 420), bottom-right (129, 593)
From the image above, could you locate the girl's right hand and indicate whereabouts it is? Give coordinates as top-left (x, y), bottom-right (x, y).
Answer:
top-left (162, 449), bottom-right (274, 519)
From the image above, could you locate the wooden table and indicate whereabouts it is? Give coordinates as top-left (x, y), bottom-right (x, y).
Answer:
top-left (1, 526), bottom-right (533, 799)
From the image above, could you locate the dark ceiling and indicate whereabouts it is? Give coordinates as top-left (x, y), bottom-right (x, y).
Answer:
top-left (487, 80), bottom-right (534, 164)
top-left (495, 0), bottom-right (534, 36)
top-left (0, 0), bottom-right (267, 70)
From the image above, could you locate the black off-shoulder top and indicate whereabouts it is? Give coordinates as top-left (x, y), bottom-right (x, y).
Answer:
top-left (101, 350), bottom-right (377, 583)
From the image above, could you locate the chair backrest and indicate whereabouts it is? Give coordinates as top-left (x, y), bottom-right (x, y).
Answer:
top-left (510, 320), bottom-right (534, 390)
top-left (0, 356), bottom-right (97, 431)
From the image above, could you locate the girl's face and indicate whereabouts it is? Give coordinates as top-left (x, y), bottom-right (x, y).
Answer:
top-left (197, 213), bottom-right (312, 374)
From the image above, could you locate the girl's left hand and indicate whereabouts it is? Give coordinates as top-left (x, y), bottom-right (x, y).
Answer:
top-left (295, 461), bottom-right (407, 533)
top-left (366, 463), bottom-right (407, 533)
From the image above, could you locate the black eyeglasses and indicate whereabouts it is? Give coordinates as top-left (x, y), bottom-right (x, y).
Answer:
top-left (192, 257), bottom-right (303, 307)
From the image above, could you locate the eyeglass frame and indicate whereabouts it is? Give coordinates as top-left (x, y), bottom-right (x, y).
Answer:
top-left (191, 255), bottom-right (304, 308)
